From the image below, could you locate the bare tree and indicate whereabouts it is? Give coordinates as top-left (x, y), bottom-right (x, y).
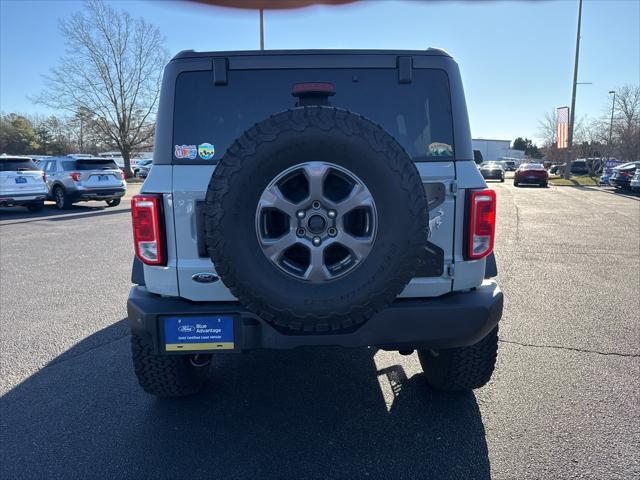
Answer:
top-left (35, 0), bottom-right (166, 176)
top-left (611, 84), bottom-right (640, 162)
top-left (537, 109), bottom-right (558, 148)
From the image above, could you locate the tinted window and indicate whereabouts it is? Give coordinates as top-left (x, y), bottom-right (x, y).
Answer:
top-left (0, 158), bottom-right (38, 171)
top-left (522, 164), bottom-right (544, 170)
top-left (173, 68), bottom-right (454, 162)
top-left (62, 160), bottom-right (119, 170)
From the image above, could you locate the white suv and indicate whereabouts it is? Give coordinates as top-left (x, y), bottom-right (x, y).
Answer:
top-left (128, 49), bottom-right (503, 397)
top-left (0, 155), bottom-right (48, 212)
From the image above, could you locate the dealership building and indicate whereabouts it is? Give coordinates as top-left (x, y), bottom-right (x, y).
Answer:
top-left (472, 139), bottom-right (525, 163)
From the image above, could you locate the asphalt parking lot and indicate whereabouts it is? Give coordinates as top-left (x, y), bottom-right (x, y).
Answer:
top-left (1, 181), bottom-right (638, 480)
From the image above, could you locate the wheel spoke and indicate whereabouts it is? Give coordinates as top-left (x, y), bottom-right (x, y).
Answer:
top-left (303, 247), bottom-right (330, 281)
top-left (260, 231), bottom-right (298, 261)
top-left (333, 232), bottom-right (373, 261)
top-left (258, 184), bottom-right (298, 217)
top-left (302, 163), bottom-right (330, 200)
top-left (336, 184), bottom-right (373, 216)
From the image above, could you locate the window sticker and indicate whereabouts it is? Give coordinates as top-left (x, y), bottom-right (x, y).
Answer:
top-left (198, 143), bottom-right (215, 160)
top-left (427, 142), bottom-right (454, 157)
top-left (174, 144), bottom-right (197, 159)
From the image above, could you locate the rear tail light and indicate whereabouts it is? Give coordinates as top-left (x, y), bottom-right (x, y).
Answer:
top-left (131, 194), bottom-right (165, 266)
top-left (70, 172), bottom-right (81, 182)
top-left (466, 189), bottom-right (497, 260)
top-left (121, 171), bottom-right (126, 180)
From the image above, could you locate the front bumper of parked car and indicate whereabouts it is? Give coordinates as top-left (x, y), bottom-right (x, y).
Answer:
top-left (127, 280), bottom-right (503, 354)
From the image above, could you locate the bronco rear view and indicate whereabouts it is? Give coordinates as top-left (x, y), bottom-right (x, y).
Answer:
top-left (127, 49), bottom-right (503, 397)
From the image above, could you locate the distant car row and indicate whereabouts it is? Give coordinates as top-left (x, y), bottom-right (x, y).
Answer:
top-left (607, 162), bottom-right (639, 191)
top-left (548, 160), bottom-right (590, 176)
top-left (0, 154), bottom-right (127, 211)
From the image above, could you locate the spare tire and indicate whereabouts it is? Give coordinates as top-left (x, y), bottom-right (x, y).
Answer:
top-left (204, 106), bottom-right (428, 332)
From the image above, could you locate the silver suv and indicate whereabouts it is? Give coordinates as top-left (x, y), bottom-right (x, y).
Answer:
top-left (40, 156), bottom-right (126, 209)
top-left (0, 155), bottom-right (48, 211)
top-left (128, 49), bottom-right (503, 398)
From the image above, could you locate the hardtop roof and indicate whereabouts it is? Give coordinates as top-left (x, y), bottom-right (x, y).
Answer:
top-left (172, 48), bottom-right (452, 61)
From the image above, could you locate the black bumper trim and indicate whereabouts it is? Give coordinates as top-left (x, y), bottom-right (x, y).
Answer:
top-left (127, 281), bottom-right (503, 354)
top-left (0, 193), bottom-right (47, 204)
top-left (71, 188), bottom-right (126, 200)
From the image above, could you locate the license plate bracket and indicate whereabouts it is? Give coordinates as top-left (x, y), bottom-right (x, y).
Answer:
top-left (163, 315), bottom-right (235, 352)
top-left (15, 177), bottom-right (27, 184)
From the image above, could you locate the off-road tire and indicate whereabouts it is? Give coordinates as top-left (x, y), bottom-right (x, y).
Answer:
top-left (204, 106), bottom-right (428, 333)
top-left (54, 186), bottom-right (72, 210)
top-left (131, 331), bottom-right (209, 397)
top-left (27, 201), bottom-right (44, 212)
top-left (106, 198), bottom-right (121, 207)
top-left (418, 326), bottom-right (499, 391)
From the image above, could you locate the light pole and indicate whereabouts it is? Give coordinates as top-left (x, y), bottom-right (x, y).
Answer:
top-left (607, 90), bottom-right (616, 161)
top-left (259, 9), bottom-right (264, 50)
top-left (565, 0), bottom-right (583, 179)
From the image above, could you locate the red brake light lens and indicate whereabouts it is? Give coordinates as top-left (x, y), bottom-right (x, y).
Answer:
top-left (466, 189), bottom-right (497, 260)
top-left (121, 171), bottom-right (126, 180)
top-left (131, 194), bottom-right (165, 266)
top-left (292, 82), bottom-right (336, 97)
top-left (70, 172), bottom-right (81, 182)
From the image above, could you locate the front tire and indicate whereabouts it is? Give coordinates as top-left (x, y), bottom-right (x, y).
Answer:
top-left (514, 181), bottom-right (519, 187)
top-left (418, 326), bottom-right (499, 391)
top-left (106, 198), bottom-right (121, 207)
top-left (131, 332), bottom-right (210, 397)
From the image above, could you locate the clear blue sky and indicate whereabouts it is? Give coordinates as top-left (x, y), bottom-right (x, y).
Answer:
top-left (1, 0), bottom-right (638, 144)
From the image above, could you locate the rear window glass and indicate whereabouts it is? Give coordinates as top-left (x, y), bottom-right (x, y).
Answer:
top-left (173, 68), bottom-right (454, 162)
top-left (0, 158), bottom-right (38, 171)
top-left (62, 160), bottom-right (119, 170)
top-left (522, 164), bottom-right (544, 170)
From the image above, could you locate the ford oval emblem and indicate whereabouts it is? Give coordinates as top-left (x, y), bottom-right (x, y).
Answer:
top-left (178, 325), bottom-right (195, 333)
top-left (192, 272), bottom-right (219, 284)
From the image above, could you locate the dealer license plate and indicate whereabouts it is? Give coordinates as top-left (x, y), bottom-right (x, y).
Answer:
top-left (163, 315), bottom-right (234, 351)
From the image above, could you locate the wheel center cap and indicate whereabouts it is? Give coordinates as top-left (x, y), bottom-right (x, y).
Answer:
top-left (308, 214), bottom-right (326, 233)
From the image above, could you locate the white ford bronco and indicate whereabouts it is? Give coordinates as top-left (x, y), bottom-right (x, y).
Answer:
top-left (128, 49), bottom-right (503, 397)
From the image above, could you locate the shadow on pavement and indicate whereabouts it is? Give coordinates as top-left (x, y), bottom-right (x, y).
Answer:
top-left (0, 320), bottom-right (491, 480)
top-left (0, 203), bottom-right (129, 224)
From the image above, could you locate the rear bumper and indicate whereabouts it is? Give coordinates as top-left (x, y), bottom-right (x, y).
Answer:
top-left (0, 192), bottom-right (47, 206)
top-left (481, 171), bottom-right (503, 179)
top-left (127, 280), bottom-right (503, 354)
top-left (515, 176), bottom-right (547, 184)
top-left (71, 187), bottom-right (126, 200)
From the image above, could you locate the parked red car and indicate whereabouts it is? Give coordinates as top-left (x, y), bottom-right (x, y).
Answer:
top-left (514, 163), bottom-right (548, 188)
